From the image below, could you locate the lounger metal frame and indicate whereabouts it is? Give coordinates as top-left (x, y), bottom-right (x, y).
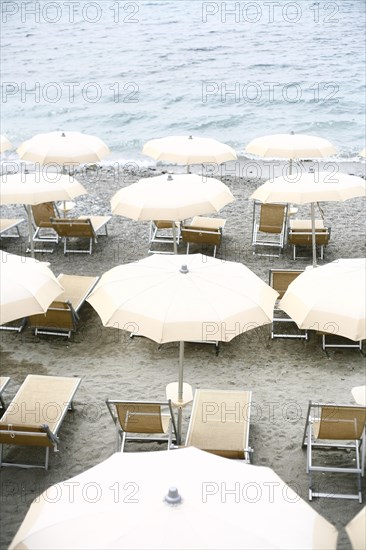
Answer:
top-left (321, 334), bottom-right (363, 351)
top-left (302, 400), bottom-right (366, 502)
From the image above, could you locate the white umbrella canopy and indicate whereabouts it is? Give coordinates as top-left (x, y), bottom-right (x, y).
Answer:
top-left (87, 253), bottom-right (278, 344)
top-left (87, 253), bottom-right (278, 441)
top-left (251, 172), bottom-right (366, 204)
top-left (143, 135), bottom-right (237, 170)
top-left (17, 131), bottom-right (110, 164)
top-left (111, 174), bottom-right (235, 221)
top-left (0, 251), bottom-right (64, 325)
top-left (351, 385), bottom-right (366, 406)
top-left (0, 173), bottom-right (87, 258)
top-left (251, 172), bottom-right (366, 266)
top-left (245, 133), bottom-right (337, 160)
top-left (0, 173), bottom-right (87, 205)
top-left (346, 507), bottom-right (366, 550)
top-left (9, 447), bottom-right (338, 550)
top-left (360, 148), bottom-right (366, 158)
top-left (0, 134), bottom-right (13, 153)
top-left (280, 258), bottom-right (366, 342)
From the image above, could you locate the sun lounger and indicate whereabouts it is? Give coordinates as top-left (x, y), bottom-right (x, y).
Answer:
top-left (106, 399), bottom-right (178, 451)
top-left (30, 203), bottom-right (60, 252)
top-left (28, 274), bottom-right (99, 338)
top-left (0, 218), bottom-right (25, 238)
top-left (269, 269), bottom-right (308, 339)
top-left (148, 220), bottom-right (181, 254)
top-left (50, 215), bottom-right (111, 254)
top-left (0, 374), bottom-right (81, 469)
top-left (302, 400), bottom-right (366, 502)
top-left (185, 389), bottom-right (253, 461)
top-left (0, 377), bottom-right (10, 410)
top-left (288, 219), bottom-right (331, 261)
top-left (181, 216), bottom-right (226, 258)
top-left (252, 201), bottom-right (288, 257)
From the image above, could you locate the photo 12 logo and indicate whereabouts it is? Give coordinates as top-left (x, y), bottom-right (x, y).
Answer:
top-left (202, 81), bottom-right (340, 104)
top-left (1, 81), bottom-right (139, 104)
top-left (201, 2), bottom-right (340, 24)
top-left (1, 2), bottom-right (140, 24)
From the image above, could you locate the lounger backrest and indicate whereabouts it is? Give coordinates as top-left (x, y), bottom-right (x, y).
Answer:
top-left (31, 202), bottom-right (57, 228)
top-left (153, 220), bottom-right (173, 229)
top-left (115, 403), bottom-right (165, 434)
top-left (50, 218), bottom-right (96, 238)
top-left (0, 424), bottom-right (54, 447)
top-left (181, 226), bottom-right (222, 246)
top-left (259, 204), bottom-right (286, 233)
top-left (315, 406), bottom-right (366, 440)
top-left (28, 301), bottom-right (77, 331)
top-left (270, 270), bottom-right (303, 298)
top-left (288, 228), bottom-right (330, 246)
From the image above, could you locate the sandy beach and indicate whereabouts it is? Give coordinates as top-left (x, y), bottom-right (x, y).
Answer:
top-left (0, 159), bottom-right (365, 549)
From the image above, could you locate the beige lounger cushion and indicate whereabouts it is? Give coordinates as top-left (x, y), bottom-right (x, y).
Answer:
top-left (0, 375), bottom-right (81, 447)
top-left (186, 389), bottom-right (252, 459)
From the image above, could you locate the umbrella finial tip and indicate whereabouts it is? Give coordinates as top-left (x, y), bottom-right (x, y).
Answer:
top-left (180, 264), bottom-right (189, 274)
top-left (290, 130), bottom-right (295, 135)
top-left (165, 487), bottom-right (182, 505)
top-left (61, 132), bottom-right (66, 137)
top-left (188, 135), bottom-right (193, 140)
top-left (167, 174), bottom-right (173, 181)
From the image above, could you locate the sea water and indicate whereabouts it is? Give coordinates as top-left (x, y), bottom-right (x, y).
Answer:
top-left (1, 0), bottom-right (365, 164)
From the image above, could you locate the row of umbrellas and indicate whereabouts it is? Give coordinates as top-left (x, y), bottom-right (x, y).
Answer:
top-left (2, 251), bottom-right (365, 437)
top-left (2, 130), bottom-right (366, 164)
top-left (1, 131), bottom-right (365, 264)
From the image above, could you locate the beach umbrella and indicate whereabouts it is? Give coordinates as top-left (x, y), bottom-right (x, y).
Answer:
top-left (111, 173), bottom-right (235, 253)
top-left (17, 131), bottom-right (110, 165)
top-left (143, 135), bottom-right (237, 172)
top-left (0, 173), bottom-right (87, 258)
top-left (87, 253), bottom-right (278, 442)
top-left (280, 259), bottom-right (366, 341)
top-left (251, 172), bottom-right (366, 266)
top-left (346, 507), bottom-right (366, 550)
top-left (9, 447), bottom-right (338, 550)
top-left (245, 132), bottom-right (336, 174)
top-left (0, 251), bottom-right (63, 325)
top-left (360, 148), bottom-right (366, 158)
top-left (351, 386), bottom-right (366, 406)
top-left (0, 135), bottom-right (13, 153)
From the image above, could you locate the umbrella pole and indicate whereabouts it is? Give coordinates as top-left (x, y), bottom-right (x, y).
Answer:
top-left (172, 222), bottom-right (178, 254)
top-left (26, 205), bottom-right (35, 258)
top-left (311, 202), bottom-right (317, 267)
top-left (177, 340), bottom-right (184, 445)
